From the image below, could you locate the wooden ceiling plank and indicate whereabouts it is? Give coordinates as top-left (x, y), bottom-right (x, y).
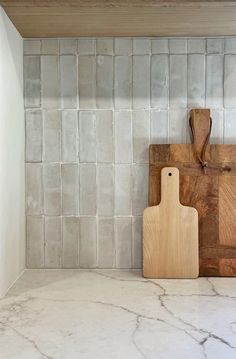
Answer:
top-left (1, 1), bottom-right (236, 37)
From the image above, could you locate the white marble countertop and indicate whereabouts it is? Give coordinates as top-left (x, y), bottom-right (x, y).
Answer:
top-left (0, 270), bottom-right (236, 358)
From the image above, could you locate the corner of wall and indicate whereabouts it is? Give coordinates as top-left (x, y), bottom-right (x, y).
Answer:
top-left (0, 6), bottom-right (25, 298)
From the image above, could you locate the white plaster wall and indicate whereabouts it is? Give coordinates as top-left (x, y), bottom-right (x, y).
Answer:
top-left (0, 7), bottom-right (25, 297)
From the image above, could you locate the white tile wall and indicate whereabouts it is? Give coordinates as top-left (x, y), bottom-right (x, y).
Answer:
top-left (44, 216), bottom-right (62, 267)
top-left (62, 216), bottom-right (79, 268)
top-left (24, 37), bottom-right (236, 269)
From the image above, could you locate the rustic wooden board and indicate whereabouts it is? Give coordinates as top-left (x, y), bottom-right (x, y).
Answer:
top-left (149, 144), bottom-right (236, 276)
top-left (2, 1), bottom-right (236, 37)
top-left (143, 167), bottom-right (198, 279)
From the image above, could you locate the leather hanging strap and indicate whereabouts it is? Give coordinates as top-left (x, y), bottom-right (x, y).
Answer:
top-left (189, 109), bottom-right (212, 174)
top-left (189, 109), bottom-right (231, 174)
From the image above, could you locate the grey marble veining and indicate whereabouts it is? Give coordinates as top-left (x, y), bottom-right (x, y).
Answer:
top-left (1, 270), bottom-right (236, 358)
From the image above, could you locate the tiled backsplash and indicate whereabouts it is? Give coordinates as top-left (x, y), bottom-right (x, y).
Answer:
top-left (24, 37), bottom-right (236, 268)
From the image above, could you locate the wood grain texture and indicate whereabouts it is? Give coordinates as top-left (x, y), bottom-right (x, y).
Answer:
top-left (149, 144), bottom-right (236, 276)
top-left (1, 1), bottom-right (236, 37)
top-left (143, 167), bottom-right (198, 279)
top-left (219, 176), bottom-right (236, 247)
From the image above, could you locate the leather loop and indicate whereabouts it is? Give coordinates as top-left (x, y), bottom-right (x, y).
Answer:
top-left (189, 109), bottom-right (231, 174)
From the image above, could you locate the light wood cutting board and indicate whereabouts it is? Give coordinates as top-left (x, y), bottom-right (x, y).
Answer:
top-left (143, 167), bottom-right (199, 279)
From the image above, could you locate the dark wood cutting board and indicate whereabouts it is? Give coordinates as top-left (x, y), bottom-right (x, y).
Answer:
top-left (149, 109), bottom-right (236, 276)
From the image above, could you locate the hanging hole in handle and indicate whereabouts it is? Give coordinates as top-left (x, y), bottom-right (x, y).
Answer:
top-left (168, 172), bottom-right (172, 176)
top-left (223, 165), bottom-right (231, 172)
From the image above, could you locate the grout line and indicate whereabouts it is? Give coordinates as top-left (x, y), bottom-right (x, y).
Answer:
top-left (77, 109), bottom-right (80, 268)
top-left (41, 109), bottom-right (46, 267)
top-left (131, 110), bottom-right (134, 268)
top-left (95, 109), bottom-right (99, 269)
top-left (167, 51), bottom-right (170, 143)
top-left (186, 52), bottom-right (189, 144)
top-left (111, 38), bottom-right (115, 269)
top-left (112, 110), bottom-right (116, 269)
top-left (58, 57), bottom-right (63, 269)
top-left (60, 152), bottom-right (63, 268)
top-left (204, 48), bottom-right (207, 111)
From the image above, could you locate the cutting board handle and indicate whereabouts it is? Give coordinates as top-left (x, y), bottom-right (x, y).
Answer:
top-left (161, 167), bottom-right (180, 205)
top-left (189, 109), bottom-right (212, 172)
